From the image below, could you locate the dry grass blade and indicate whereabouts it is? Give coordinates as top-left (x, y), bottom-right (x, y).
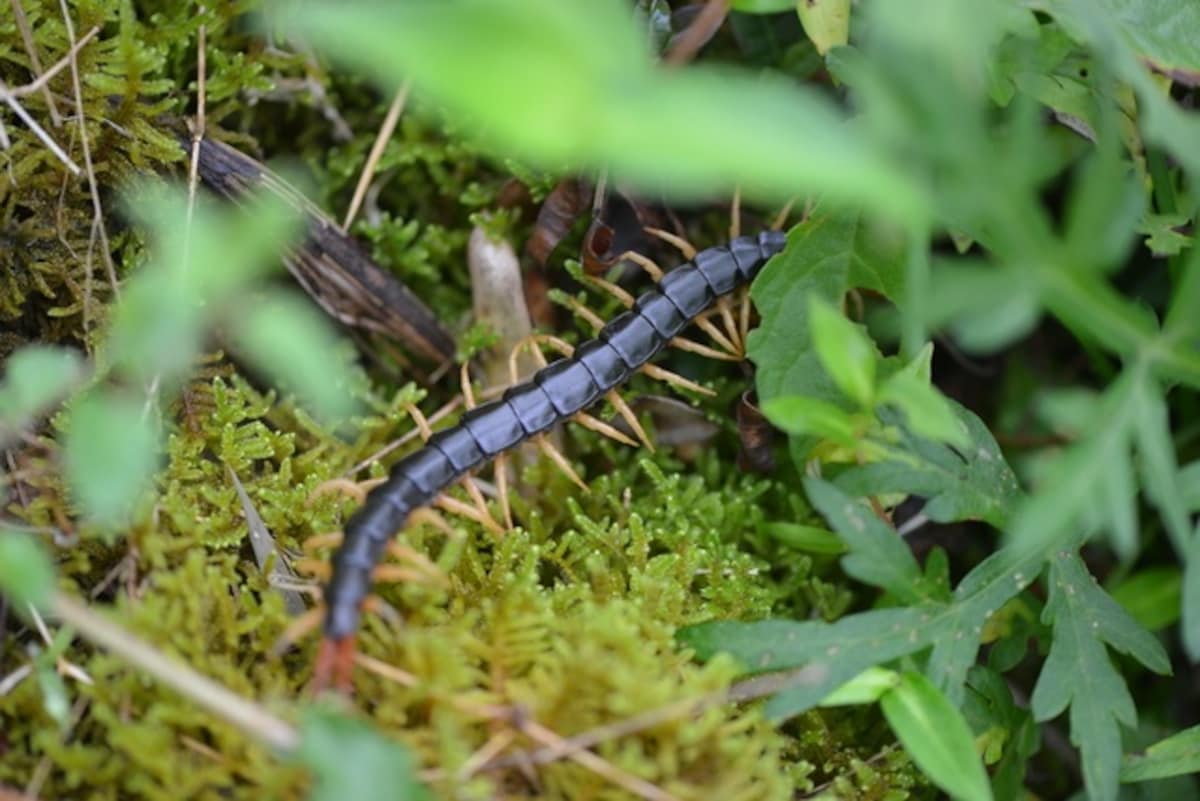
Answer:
top-left (343, 84), bottom-right (409, 231)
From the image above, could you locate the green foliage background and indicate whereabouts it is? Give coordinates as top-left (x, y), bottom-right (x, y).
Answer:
top-left (2, 1), bottom-right (1199, 800)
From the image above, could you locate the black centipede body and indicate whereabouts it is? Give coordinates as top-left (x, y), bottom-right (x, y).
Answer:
top-left (323, 231), bottom-right (787, 641)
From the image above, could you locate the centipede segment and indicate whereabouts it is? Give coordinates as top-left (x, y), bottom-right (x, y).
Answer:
top-left (316, 231), bottom-right (787, 690)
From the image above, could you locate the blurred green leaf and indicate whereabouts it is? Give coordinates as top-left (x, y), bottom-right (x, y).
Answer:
top-left (0, 346), bottom-right (85, 438)
top-left (834, 403), bottom-right (1022, 528)
top-left (114, 185), bottom-right (300, 386)
top-left (0, 529), bottom-right (55, 610)
top-left (877, 344), bottom-right (970, 449)
top-left (1031, 550), bottom-right (1171, 801)
top-left (298, 706), bottom-right (428, 801)
top-left (808, 296), bottom-right (876, 408)
top-left (762, 395), bottom-right (859, 447)
top-left (230, 292), bottom-right (358, 423)
top-left (730, 0), bottom-right (794, 12)
top-left (1121, 724), bottom-right (1200, 783)
top-left (34, 653), bottom-right (71, 730)
top-left (1109, 566), bottom-right (1182, 631)
top-left (282, 0), bottom-right (925, 222)
top-left (63, 391), bottom-right (160, 530)
top-left (1137, 212), bottom-right (1192, 257)
top-left (881, 672), bottom-right (993, 801)
top-left (804, 478), bottom-right (929, 603)
top-left (796, 0), bottom-right (850, 55)
top-left (1183, 534), bottom-right (1200, 660)
top-left (761, 521), bottom-right (847, 554)
top-left (1084, 0), bottom-right (1200, 77)
top-left (819, 666), bottom-right (899, 706)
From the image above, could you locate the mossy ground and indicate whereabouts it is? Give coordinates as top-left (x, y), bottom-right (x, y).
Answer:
top-left (1, 3), bottom-right (931, 799)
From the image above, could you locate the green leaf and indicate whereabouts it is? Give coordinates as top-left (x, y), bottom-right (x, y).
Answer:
top-left (834, 403), bottom-right (1022, 528)
top-left (681, 535), bottom-right (1047, 718)
top-left (62, 391), bottom-right (160, 530)
top-left (1183, 533), bottom-right (1200, 660)
top-left (880, 672), bottom-right (993, 801)
top-left (0, 346), bottom-right (85, 438)
top-left (761, 395), bottom-right (860, 447)
top-left (1138, 212), bottom-right (1192, 257)
top-left (230, 292), bottom-right (358, 423)
top-left (761, 522), bottom-right (847, 555)
top-left (730, 0), bottom-right (795, 12)
top-left (282, 0), bottom-right (925, 222)
top-left (1109, 566), bottom-right (1182, 631)
top-left (1030, 550), bottom-right (1171, 801)
top-left (0, 530), bottom-right (55, 610)
top-left (114, 185), bottom-right (300, 386)
top-left (877, 344), bottom-right (970, 449)
top-left (750, 203), bottom-right (906, 408)
top-left (804, 478), bottom-right (927, 603)
top-left (1121, 724), bottom-right (1200, 783)
top-left (297, 706), bottom-right (428, 801)
top-left (1085, 0), bottom-right (1200, 78)
top-left (819, 666), bottom-right (899, 706)
top-left (808, 296), bottom-right (877, 408)
top-left (796, 0), bottom-right (850, 56)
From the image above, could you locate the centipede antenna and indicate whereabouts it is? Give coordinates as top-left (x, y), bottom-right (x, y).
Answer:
top-left (535, 434), bottom-right (588, 491)
top-left (643, 226), bottom-right (697, 260)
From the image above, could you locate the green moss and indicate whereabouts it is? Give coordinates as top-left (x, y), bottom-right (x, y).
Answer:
top-left (3, 1), bottom-right (919, 797)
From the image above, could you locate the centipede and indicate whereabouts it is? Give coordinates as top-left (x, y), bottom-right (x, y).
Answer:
top-left (315, 230), bottom-right (788, 689)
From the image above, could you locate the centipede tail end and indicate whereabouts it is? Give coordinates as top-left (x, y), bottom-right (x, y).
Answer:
top-left (313, 635), bottom-right (357, 694)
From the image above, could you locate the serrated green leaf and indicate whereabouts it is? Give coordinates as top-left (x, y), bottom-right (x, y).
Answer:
top-left (1030, 550), bottom-right (1171, 801)
top-left (834, 403), bottom-right (1022, 528)
top-left (282, 1), bottom-right (925, 221)
top-left (804, 478), bottom-right (927, 602)
top-left (0, 530), bottom-right (55, 610)
top-left (750, 203), bottom-right (907, 408)
top-left (1138, 212), bottom-right (1192, 257)
top-left (63, 391), bottom-right (160, 531)
top-left (230, 292), bottom-right (358, 423)
top-left (0, 346), bottom-right (85, 438)
top-left (1121, 724), bottom-right (1200, 783)
top-left (808, 295), bottom-right (876, 408)
top-left (297, 706), bottom-right (428, 801)
top-left (761, 395), bottom-right (860, 447)
top-left (681, 536), bottom-right (1045, 718)
top-left (796, 0), bottom-right (850, 56)
top-left (881, 672), bottom-right (993, 801)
